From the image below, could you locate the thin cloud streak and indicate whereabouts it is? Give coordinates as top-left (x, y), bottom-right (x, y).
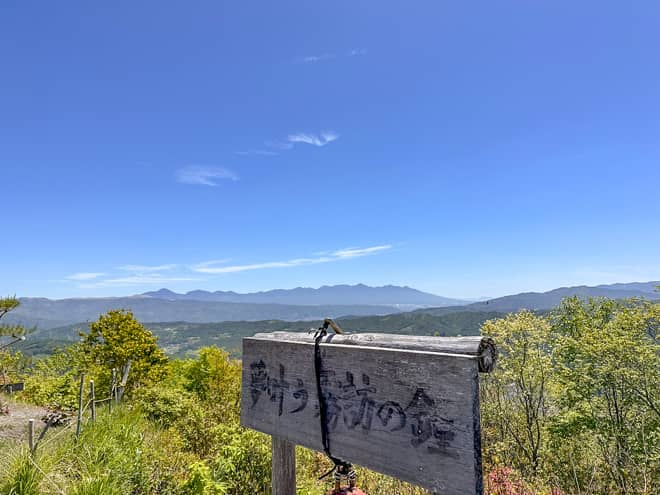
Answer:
top-left (235, 150), bottom-right (279, 156)
top-left (193, 244), bottom-right (392, 274)
top-left (298, 53), bottom-right (334, 63)
top-left (287, 131), bottom-right (339, 147)
top-left (264, 140), bottom-right (295, 150)
top-left (118, 264), bottom-right (177, 273)
top-left (176, 166), bottom-right (238, 186)
top-left (65, 272), bottom-right (105, 281)
top-left (79, 275), bottom-right (201, 289)
top-left (348, 48), bottom-right (367, 56)
top-left (333, 245), bottom-right (391, 258)
top-left (192, 259), bottom-right (232, 269)
top-left (296, 49), bottom-right (367, 63)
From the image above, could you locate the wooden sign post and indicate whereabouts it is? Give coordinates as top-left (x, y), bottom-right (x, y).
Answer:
top-left (241, 331), bottom-right (497, 495)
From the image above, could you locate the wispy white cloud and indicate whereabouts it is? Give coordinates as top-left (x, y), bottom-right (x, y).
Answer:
top-left (332, 245), bottom-right (391, 258)
top-left (192, 244), bottom-right (392, 274)
top-left (65, 272), bottom-right (105, 281)
top-left (264, 140), bottom-right (295, 151)
top-left (176, 166), bottom-right (238, 186)
top-left (298, 53), bottom-right (334, 63)
top-left (287, 131), bottom-right (339, 147)
top-left (235, 150), bottom-right (279, 157)
top-left (296, 49), bottom-right (367, 63)
top-left (348, 48), bottom-right (367, 56)
top-left (118, 264), bottom-right (177, 273)
top-left (191, 259), bottom-right (232, 270)
top-left (79, 274), bottom-right (200, 289)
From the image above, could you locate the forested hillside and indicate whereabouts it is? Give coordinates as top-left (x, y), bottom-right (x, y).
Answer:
top-left (17, 310), bottom-right (506, 357)
top-left (1, 296), bottom-right (658, 494)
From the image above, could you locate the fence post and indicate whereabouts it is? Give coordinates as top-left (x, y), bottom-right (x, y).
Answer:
top-left (271, 435), bottom-right (296, 495)
top-left (90, 380), bottom-right (96, 421)
top-left (28, 418), bottom-right (34, 454)
top-left (76, 373), bottom-right (85, 438)
top-left (111, 368), bottom-right (117, 404)
top-left (117, 360), bottom-right (131, 402)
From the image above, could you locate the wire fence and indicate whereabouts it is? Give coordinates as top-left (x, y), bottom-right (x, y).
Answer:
top-left (25, 361), bottom-right (131, 454)
top-left (0, 362), bottom-right (134, 493)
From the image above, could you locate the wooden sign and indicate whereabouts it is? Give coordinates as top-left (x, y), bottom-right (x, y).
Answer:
top-left (241, 332), bottom-right (496, 495)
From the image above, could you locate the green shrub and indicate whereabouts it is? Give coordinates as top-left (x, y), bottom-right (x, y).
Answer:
top-left (21, 347), bottom-right (82, 409)
top-left (183, 347), bottom-right (241, 422)
top-left (212, 423), bottom-right (272, 494)
top-left (136, 385), bottom-right (197, 426)
top-left (180, 461), bottom-right (227, 495)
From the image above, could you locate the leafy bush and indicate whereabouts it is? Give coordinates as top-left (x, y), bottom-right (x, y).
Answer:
top-left (212, 424), bottom-right (272, 495)
top-left (79, 309), bottom-right (168, 395)
top-left (180, 461), bottom-right (227, 495)
top-left (4, 298), bottom-right (658, 495)
top-left (183, 347), bottom-right (241, 422)
top-left (137, 385), bottom-right (198, 426)
top-left (21, 347), bottom-right (83, 409)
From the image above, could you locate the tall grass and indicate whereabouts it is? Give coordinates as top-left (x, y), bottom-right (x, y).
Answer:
top-left (0, 448), bottom-right (43, 495)
top-left (0, 406), bottom-right (195, 495)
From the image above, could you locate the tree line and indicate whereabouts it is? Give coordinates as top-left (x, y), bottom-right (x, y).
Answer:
top-left (0, 296), bottom-right (658, 494)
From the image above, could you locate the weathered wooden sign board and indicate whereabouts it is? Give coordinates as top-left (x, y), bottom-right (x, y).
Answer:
top-left (241, 332), bottom-right (496, 495)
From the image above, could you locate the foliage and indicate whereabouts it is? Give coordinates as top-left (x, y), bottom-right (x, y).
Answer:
top-left (0, 296), bottom-right (25, 338)
top-left (21, 310), bottom-right (503, 358)
top-left (0, 449), bottom-right (43, 495)
top-left (136, 385), bottom-right (198, 426)
top-left (481, 311), bottom-right (554, 479)
top-left (0, 350), bottom-right (28, 387)
top-left (0, 296), bottom-right (29, 413)
top-left (79, 309), bottom-right (168, 394)
top-left (180, 461), bottom-right (227, 495)
top-left (20, 346), bottom-right (84, 409)
top-left (485, 467), bottom-right (561, 495)
top-left (2, 298), bottom-right (658, 495)
top-left (480, 298), bottom-right (660, 494)
top-left (212, 425), bottom-right (272, 494)
top-left (183, 347), bottom-right (241, 420)
top-left (549, 297), bottom-right (660, 493)
top-left (0, 406), bottom-right (198, 494)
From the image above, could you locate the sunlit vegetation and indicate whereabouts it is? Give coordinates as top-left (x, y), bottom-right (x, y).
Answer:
top-left (1, 297), bottom-right (658, 494)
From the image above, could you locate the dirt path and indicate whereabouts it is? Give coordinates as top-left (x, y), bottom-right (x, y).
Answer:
top-left (0, 398), bottom-right (51, 444)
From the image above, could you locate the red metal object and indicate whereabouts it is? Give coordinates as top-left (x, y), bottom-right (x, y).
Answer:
top-left (327, 489), bottom-right (367, 495)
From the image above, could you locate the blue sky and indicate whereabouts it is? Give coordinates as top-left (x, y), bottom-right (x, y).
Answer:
top-left (1, 1), bottom-right (659, 300)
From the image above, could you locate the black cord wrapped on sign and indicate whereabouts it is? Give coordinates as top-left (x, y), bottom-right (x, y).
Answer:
top-left (313, 320), bottom-right (353, 480)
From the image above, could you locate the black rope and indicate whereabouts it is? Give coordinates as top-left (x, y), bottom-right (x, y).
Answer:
top-left (313, 321), bottom-right (353, 480)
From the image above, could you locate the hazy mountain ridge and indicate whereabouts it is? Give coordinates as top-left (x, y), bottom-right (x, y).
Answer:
top-left (6, 297), bottom-right (402, 330)
top-left (6, 281), bottom-right (658, 330)
top-left (142, 284), bottom-right (466, 306)
top-left (459, 281), bottom-right (660, 313)
top-left (19, 310), bottom-right (506, 357)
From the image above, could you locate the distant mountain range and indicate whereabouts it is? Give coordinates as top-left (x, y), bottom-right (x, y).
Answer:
top-left (5, 281), bottom-right (658, 330)
top-left (141, 284), bottom-right (466, 307)
top-left (18, 310), bottom-right (508, 358)
top-left (7, 298), bottom-right (402, 330)
top-left (461, 281), bottom-right (659, 312)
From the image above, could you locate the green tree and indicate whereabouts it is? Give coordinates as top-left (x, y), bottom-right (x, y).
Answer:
top-left (21, 346), bottom-right (85, 408)
top-left (481, 311), bottom-right (554, 480)
top-left (80, 309), bottom-right (168, 394)
top-left (0, 296), bottom-right (28, 395)
top-left (183, 347), bottom-right (242, 422)
top-left (0, 296), bottom-right (27, 339)
top-left (551, 297), bottom-right (660, 494)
